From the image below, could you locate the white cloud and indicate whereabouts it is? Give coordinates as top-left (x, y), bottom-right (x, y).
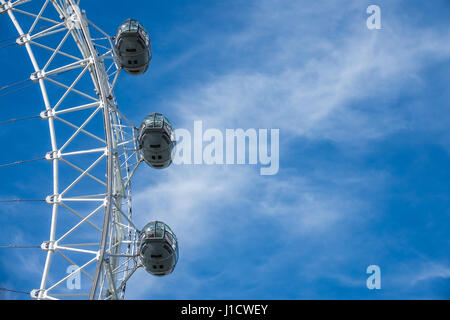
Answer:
top-left (125, 0), bottom-right (450, 298)
top-left (385, 260), bottom-right (450, 298)
top-left (412, 264), bottom-right (450, 286)
top-left (166, 0), bottom-right (450, 144)
top-left (127, 158), bottom-right (386, 298)
top-left (133, 166), bottom-right (247, 251)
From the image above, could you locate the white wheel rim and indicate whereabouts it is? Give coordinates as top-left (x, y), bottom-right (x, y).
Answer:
top-left (1, 0), bottom-right (141, 299)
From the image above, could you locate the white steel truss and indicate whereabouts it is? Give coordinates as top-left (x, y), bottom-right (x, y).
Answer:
top-left (1, 0), bottom-right (144, 299)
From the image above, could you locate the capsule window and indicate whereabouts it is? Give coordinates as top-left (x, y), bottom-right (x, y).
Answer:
top-left (139, 30), bottom-right (150, 47)
top-left (130, 20), bottom-right (138, 31)
top-left (164, 122), bottom-right (173, 132)
top-left (144, 223), bottom-right (156, 237)
top-left (165, 232), bottom-right (173, 245)
top-left (155, 222), bottom-right (164, 238)
top-left (162, 135), bottom-right (171, 145)
top-left (165, 225), bottom-right (173, 234)
top-left (120, 24), bottom-right (128, 33)
top-left (163, 244), bottom-right (172, 254)
top-left (154, 115), bottom-right (163, 128)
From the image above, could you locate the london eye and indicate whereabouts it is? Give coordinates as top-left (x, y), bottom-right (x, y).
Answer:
top-left (0, 0), bottom-right (178, 300)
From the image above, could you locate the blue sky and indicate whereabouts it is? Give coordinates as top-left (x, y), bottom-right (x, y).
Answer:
top-left (1, 0), bottom-right (450, 299)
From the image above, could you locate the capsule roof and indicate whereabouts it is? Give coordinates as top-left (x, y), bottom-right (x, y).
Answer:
top-left (141, 113), bottom-right (173, 132)
top-left (116, 19), bottom-right (150, 47)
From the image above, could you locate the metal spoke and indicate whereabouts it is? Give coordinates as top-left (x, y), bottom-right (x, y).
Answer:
top-left (2, 0), bottom-right (142, 300)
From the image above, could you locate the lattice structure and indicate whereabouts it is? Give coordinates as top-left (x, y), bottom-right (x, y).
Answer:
top-left (1, 0), bottom-right (143, 299)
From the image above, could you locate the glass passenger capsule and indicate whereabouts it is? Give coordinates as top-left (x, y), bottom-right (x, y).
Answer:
top-left (114, 19), bottom-right (151, 75)
top-left (139, 221), bottom-right (179, 276)
top-left (137, 113), bottom-right (174, 169)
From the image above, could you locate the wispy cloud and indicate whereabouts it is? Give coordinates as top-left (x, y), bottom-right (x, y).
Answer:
top-left (165, 0), bottom-right (450, 145)
top-left (126, 0), bottom-right (450, 299)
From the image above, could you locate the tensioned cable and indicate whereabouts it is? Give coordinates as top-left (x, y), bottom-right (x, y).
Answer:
top-left (0, 157), bottom-right (46, 168)
top-left (0, 24), bottom-right (51, 44)
top-left (0, 78), bottom-right (31, 92)
top-left (0, 81), bottom-right (35, 99)
top-left (0, 245), bottom-right (40, 248)
top-left (0, 246), bottom-right (40, 297)
top-left (0, 35), bottom-right (19, 44)
top-left (0, 42), bottom-right (17, 50)
top-left (0, 71), bottom-right (62, 99)
top-left (0, 115), bottom-right (41, 125)
top-left (0, 23), bottom-right (66, 99)
top-left (0, 199), bottom-right (45, 203)
top-left (0, 25), bottom-right (52, 48)
top-left (0, 287), bottom-right (30, 295)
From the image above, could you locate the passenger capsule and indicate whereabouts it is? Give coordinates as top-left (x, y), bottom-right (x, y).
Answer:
top-left (114, 19), bottom-right (151, 75)
top-left (137, 113), bottom-right (174, 169)
top-left (139, 221), bottom-right (179, 276)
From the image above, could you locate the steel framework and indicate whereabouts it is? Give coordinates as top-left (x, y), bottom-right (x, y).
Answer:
top-left (1, 0), bottom-right (143, 299)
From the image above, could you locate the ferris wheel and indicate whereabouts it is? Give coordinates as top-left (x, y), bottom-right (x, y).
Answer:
top-left (0, 0), bottom-right (178, 300)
